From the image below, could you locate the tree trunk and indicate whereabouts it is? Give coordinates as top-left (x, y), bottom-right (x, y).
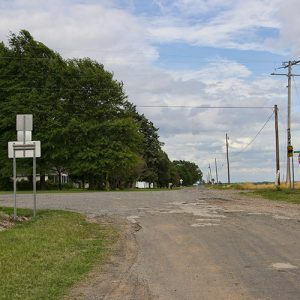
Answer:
top-left (89, 175), bottom-right (95, 190)
top-left (58, 170), bottom-right (62, 190)
top-left (105, 173), bottom-right (110, 190)
top-left (40, 170), bottom-right (46, 190)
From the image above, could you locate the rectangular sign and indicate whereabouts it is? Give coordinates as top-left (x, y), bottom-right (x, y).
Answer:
top-left (16, 114), bottom-right (33, 131)
top-left (288, 145), bottom-right (293, 157)
top-left (17, 131), bottom-right (32, 142)
top-left (8, 141), bottom-right (41, 158)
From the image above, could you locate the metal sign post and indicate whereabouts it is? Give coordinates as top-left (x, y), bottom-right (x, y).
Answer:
top-left (8, 115), bottom-right (41, 220)
top-left (33, 147), bottom-right (36, 217)
top-left (13, 149), bottom-right (17, 220)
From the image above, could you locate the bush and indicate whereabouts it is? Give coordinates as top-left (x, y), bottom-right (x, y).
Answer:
top-left (0, 177), bottom-right (12, 191)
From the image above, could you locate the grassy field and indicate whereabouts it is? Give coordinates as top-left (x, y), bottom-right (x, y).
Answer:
top-left (209, 182), bottom-right (300, 190)
top-left (0, 207), bottom-right (117, 300)
top-left (208, 182), bottom-right (300, 204)
top-left (251, 189), bottom-right (300, 204)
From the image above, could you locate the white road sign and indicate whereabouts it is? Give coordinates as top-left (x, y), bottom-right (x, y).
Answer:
top-left (17, 131), bottom-right (32, 142)
top-left (16, 114), bottom-right (33, 131)
top-left (8, 141), bottom-right (41, 158)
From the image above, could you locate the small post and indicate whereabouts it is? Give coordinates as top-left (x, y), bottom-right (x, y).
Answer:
top-left (13, 148), bottom-right (17, 220)
top-left (292, 155), bottom-right (295, 189)
top-left (33, 145), bottom-right (36, 217)
top-left (22, 115), bottom-right (26, 157)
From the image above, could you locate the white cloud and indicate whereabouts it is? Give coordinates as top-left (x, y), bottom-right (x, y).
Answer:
top-left (147, 0), bottom-right (282, 52)
top-left (0, 0), bottom-right (298, 182)
top-left (169, 58), bottom-right (252, 82)
top-left (275, 0), bottom-right (300, 57)
top-left (0, 0), bottom-right (158, 67)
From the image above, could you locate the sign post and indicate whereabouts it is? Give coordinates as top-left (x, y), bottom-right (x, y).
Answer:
top-left (8, 115), bottom-right (41, 219)
top-left (13, 150), bottom-right (17, 220)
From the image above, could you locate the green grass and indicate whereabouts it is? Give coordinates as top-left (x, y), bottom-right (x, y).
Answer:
top-left (0, 207), bottom-right (118, 300)
top-left (249, 189), bottom-right (300, 204)
top-left (0, 206), bottom-right (32, 217)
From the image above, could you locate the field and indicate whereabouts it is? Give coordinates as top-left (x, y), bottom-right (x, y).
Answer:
top-left (209, 182), bottom-right (300, 204)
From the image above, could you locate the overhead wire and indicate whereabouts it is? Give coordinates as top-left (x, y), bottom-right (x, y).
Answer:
top-left (230, 110), bottom-right (275, 158)
top-left (137, 105), bottom-right (272, 109)
top-left (0, 55), bottom-right (287, 64)
top-left (293, 76), bottom-right (300, 107)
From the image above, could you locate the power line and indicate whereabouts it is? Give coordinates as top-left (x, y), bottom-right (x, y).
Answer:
top-left (0, 55), bottom-right (289, 64)
top-left (292, 76), bottom-right (300, 107)
top-left (231, 111), bottom-right (275, 156)
top-left (137, 105), bottom-right (272, 109)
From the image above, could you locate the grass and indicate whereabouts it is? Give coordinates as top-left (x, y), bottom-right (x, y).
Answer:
top-left (0, 207), bottom-right (118, 300)
top-left (208, 181), bottom-right (300, 190)
top-left (251, 189), bottom-right (300, 204)
top-left (208, 182), bottom-right (300, 204)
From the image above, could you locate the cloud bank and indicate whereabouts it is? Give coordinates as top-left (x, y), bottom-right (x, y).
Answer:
top-left (0, 0), bottom-right (299, 182)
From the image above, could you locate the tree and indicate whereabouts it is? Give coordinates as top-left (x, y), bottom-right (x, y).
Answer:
top-left (0, 30), bottom-right (199, 191)
top-left (173, 160), bottom-right (202, 186)
top-left (0, 30), bottom-right (145, 190)
top-left (0, 30), bottom-right (66, 188)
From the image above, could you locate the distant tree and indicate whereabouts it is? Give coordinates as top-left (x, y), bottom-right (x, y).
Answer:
top-left (173, 160), bottom-right (202, 186)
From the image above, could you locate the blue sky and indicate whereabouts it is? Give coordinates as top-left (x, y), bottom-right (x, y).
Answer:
top-left (0, 0), bottom-right (300, 182)
top-left (154, 43), bottom-right (286, 76)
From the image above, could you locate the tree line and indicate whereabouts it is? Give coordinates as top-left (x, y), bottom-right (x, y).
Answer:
top-left (0, 30), bottom-right (202, 190)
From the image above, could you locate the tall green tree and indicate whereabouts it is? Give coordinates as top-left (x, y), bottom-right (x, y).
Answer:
top-left (0, 30), bottom-right (145, 190)
top-left (0, 30), bottom-right (66, 188)
top-left (0, 30), bottom-right (201, 191)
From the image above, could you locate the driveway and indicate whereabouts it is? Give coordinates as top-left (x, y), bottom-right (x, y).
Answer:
top-left (1, 187), bottom-right (300, 299)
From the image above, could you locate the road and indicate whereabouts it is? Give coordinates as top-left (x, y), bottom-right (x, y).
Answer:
top-left (1, 187), bottom-right (300, 299)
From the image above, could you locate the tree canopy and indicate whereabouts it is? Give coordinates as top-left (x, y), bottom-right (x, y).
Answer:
top-left (0, 30), bottom-right (202, 190)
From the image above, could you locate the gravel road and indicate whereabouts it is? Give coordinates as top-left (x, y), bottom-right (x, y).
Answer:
top-left (1, 187), bottom-right (300, 300)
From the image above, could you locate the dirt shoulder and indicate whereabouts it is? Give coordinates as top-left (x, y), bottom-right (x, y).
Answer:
top-left (0, 211), bottom-right (29, 231)
top-left (64, 215), bottom-right (154, 300)
top-left (205, 188), bottom-right (300, 218)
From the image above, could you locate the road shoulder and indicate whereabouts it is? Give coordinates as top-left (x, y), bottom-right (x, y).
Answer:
top-left (64, 215), bottom-right (154, 300)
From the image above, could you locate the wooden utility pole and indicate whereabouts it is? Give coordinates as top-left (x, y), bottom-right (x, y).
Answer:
top-left (215, 158), bottom-right (219, 184)
top-left (271, 60), bottom-right (300, 188)
top-left (274, 105), bottom-right (280, 186)
top-left (226, 133), bottom-right (230, 184)
top-left (287, 62), bottom-right (292, 187)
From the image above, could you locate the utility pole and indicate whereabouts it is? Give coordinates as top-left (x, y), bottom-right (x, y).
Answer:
top-left (271, 61), bottom-right (300, 188)
top-left (208, 164), bottom-right (212, 183)
top-left (226, 133), bottom-right (230, 184)
top-left (274, 105), bottom-right (280, 186)
top-left (215, 158), bottom-right (219, 184)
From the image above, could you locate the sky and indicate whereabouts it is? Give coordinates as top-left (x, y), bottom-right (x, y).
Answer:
top-left (1, 0), bottom-right (300, 183)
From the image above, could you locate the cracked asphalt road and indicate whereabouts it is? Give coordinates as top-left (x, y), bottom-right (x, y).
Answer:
top-left (1, 187), bottom-right (300, 299)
